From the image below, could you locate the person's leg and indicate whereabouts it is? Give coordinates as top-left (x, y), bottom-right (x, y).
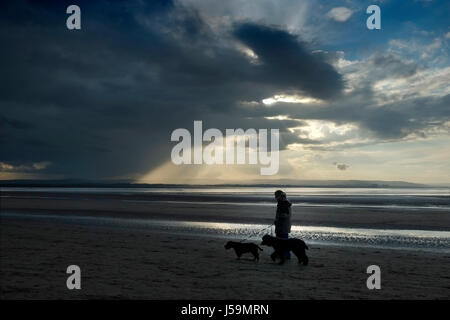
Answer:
top-left (276, 233), bottom-right (291, 259)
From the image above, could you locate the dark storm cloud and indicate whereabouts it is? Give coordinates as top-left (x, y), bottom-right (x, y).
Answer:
top-left (0, 116), bottom-right (34, 130)
top-left (333, 162), bottom-right (349, 171)
top-left (0, 0), bottom-right (344, 179)
top-left (356, 93), bottom-right (450, 140)
top-left (233, 23), bottom-right (344, 99)
top-left (246, 89), bottom-right (450, 145)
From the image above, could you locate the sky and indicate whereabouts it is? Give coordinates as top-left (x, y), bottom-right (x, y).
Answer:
top-left (0, 0), bottom-right (449, 184)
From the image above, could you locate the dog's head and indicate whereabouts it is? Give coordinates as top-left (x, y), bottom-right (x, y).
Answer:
top-left (261, 234), bottom-right (275, 246)
top-left (224, 241), bottom-right (234, 249)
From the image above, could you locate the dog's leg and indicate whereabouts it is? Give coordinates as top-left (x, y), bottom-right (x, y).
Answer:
top-left (270, 251), bottom-right (278, 262)
top-left (291, 248), bottom-right (302, 264)
top-left (251, 249), bottom-right (259, 261)
top-left (302, 253), bottom-right (309, 266)
top-left (278, 253), bottom-right (285, 265)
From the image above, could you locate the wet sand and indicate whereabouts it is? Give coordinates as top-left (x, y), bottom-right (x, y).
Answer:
top-left (1, 215), bottom-right (450, 299)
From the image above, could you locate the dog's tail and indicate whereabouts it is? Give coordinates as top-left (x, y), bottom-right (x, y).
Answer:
top-left (257, 246), bottom-right (263, 251)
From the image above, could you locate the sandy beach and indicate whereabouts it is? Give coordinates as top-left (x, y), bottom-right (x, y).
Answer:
top-left (1, 217), bottom-right (449, 299)
top-left (1, 189), bottom-right (450, 299)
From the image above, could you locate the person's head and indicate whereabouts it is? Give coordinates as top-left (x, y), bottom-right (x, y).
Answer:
top-left (274, 190), bottom-right (286, 201)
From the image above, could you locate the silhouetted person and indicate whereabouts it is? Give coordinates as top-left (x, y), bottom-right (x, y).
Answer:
top-left (274, 190), bottom-right (292, 259)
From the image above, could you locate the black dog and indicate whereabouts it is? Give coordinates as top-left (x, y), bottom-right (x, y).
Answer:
top-left (224, 241), bottom-right (263, 261)
top-left (260, 234), bottom-right (309, 265)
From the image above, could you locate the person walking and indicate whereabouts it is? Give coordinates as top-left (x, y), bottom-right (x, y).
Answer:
top-left (274, 190), bottom-right (292, 259)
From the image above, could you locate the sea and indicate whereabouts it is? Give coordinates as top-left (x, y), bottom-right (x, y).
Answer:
top-left (2, 186), bottom-right (449, 252)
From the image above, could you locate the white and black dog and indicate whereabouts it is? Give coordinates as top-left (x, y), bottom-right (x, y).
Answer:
top-left (261, 234), bottom-right (309, 265)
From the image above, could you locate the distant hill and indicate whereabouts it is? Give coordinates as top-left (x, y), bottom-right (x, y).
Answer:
top-left (0, 179), bottom-right (432, 188)
top-left (232, 179), bottom-right (430, 188)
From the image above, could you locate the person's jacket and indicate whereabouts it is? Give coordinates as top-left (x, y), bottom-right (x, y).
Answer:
top-left (274, 198), bottom-right (292, 234)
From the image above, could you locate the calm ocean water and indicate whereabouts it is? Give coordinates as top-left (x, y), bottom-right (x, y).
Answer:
top-left (2, 186), bottom-right (450, 251)
top-left (3, 186), bottom-right (450, 210)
